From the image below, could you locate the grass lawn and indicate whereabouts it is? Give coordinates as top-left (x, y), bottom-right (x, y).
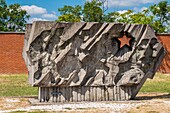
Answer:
top-left (0, 74), bottom-right (37, 97)
top-left (140, 73), bottom-right (170, 93)
top-left (0, 73), bottom-right (170, 97)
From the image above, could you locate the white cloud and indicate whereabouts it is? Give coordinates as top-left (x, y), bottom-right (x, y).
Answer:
top-left (51, 11), bottom-right (57, 14)
top-left (27, 18), bottom-right (48, 23)
top-left (107, 0), bottom-right (161, 7)
top-left (140, 7), bottom-right (148, 11)
top-left (139, 0), bottom-right (159, 4)
top-left (21, 5), bottom-right (58, 23)
top-left (133, 7), bottom-right (139, 12)
top-left (117, 10), bottom-right (128, 14)
top-left (42, 14), bottom-right (57, 19)
top-left (21, 5), bottom-right (47, 15)
top-left (133, 7), bottom-right (148, 12)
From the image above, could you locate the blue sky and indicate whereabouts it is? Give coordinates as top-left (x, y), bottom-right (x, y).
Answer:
top-left (6, 0), bottom-right (169, 23)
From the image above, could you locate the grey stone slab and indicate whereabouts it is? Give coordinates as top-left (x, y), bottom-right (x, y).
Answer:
top-left (23, 22), bottom-right (166, 102)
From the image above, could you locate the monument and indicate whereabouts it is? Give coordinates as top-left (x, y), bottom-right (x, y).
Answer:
top-left (23, 22), bottom-right (166, 102)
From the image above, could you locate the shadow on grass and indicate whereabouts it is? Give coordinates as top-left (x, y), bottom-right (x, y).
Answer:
top-left (134, 93), bottom-right (170, 100)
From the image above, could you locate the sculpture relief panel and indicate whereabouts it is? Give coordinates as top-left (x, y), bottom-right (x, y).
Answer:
top-left (23, 22), bottom-right (165, 101)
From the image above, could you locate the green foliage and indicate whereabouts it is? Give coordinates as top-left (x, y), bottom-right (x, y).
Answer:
top-left (82, 0), bottom-right (103, 22)
top-left (57, 0), bottom-right (169, 33)
top-left (57, 14), bottom-right (81, 22)
top-left (57, 0), bottom-right (103, 22)
top-left (104, 1), bottom-right (170, 33)
top-left (0, 74), bottom-right (37, 97)
top-left (104, 9), bottom-right (154, 24)
top-left (0, 0), bottom-right (30, 32)
top-left (150, 1), bottom-right (170, 24)
top-left (103, 12), bottom-right (120, 22)
top-left (149, 0), bottom-right (170, 33)
top-left (57, 5), bottom-right (82, 22)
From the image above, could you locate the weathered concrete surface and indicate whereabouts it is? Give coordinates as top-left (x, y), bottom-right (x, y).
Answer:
top-left (23, 21), bottom-right (165, 102)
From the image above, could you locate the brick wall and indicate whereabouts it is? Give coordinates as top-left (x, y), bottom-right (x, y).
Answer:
top-left (0, 32), bottom-right (27, 74)
top-left (157, 34), bottom-right (170, 73)
top-left (0, 33), bottom-right (169, 74)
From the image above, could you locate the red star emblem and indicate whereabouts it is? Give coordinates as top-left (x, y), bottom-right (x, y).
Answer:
top-left (118, 35), bottom-right (131, 48)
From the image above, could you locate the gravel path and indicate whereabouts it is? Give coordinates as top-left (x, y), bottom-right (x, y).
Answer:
top-left (2, 93), bottom-right (170, 113)
top-left (0, 101), bottom-right (142, 113)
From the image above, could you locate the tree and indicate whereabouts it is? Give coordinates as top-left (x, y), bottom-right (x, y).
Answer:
top-left (57, 0), bottom-right (169, 33)
top-left (57, 5), bottom-right (82, 22)
top-left (130, 9), bottom-right (154, 24)
top-left (150, 1), bottom-right (170, 25)
top-left (129, 1), bottom-right (170, 33)
top-left (57, 0), bottom-right (103, 22)
top-left (117, 10), bottom-right (134, 23)
top-left (0, 0), bottom-right (30, 32)
top-left (149, 0), bottom-right (170, 33)
top-left (0, 0), bottom-right (7, 31)
top-left (103, 12), bottom-right (119, 22)
top-left (104, 1), bottom-right (170, 33)
top-left (82, 0), bottom-right (103, 22)
top-left (104, 10), bottom-right (153, 24)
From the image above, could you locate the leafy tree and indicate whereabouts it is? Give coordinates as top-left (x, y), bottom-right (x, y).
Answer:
top-left (57, 0), bottom-right (169, 33)
top-left (57, 5), bottom-right (82, 22)
top-left (104, 10), bottom-right (153, 24)
top-left (117, 10), bottom-right (134, 23)
top-left (82, 0), bottom-right (103, 22)
top-left (104, 1), bottom-right (170, 33)
top-left (167, 22), bottom-right (170, 33)
top-left (0, 0), bottom-right (30, 32)
top-left (57, 0), bottom-right (103, 22)
top-left (150, 1), bottom-right (170, 25)
top-left (149, 0), bottom-right (170, 33)
top-left (103, 12), bottom-right (119, 22)
top-left (130, 9), bottom-right (154, 24)
top-left (104, 10), bottom-right (134, 23)
top-left (0, 0), bottom-right (7, 31)
top-left (129, 1), bottom-right (170, 33)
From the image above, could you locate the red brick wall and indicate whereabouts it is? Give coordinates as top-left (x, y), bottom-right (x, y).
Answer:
top-left (0, 33), bottom-right (169, 74)
top-left (0, 33), bottom-right (27, 74)
top-left (157, 34), bottom-right (170, 73)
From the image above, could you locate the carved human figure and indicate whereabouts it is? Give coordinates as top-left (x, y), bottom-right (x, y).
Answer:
top-left (105, 31), bottom-right (133, 85)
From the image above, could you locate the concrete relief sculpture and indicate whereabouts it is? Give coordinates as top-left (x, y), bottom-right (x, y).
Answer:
top-left (23, 22), bottom-right (165, 102)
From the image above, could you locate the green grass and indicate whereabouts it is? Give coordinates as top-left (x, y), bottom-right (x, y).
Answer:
top-left (1, 73), bottom-right (170, 97)
top-left (140, 73), bottom-right (170, 93)
top-left (0, 74), bottom-right (37, 97)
